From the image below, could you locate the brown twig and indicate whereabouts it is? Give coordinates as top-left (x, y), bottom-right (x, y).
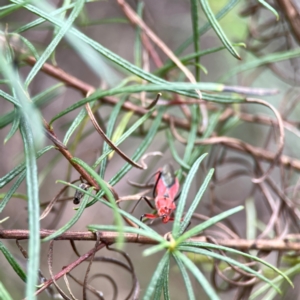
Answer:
top-left (85, 102), bottom-right (144, 170)
top-left (3, 229), bottom-right (300, 251)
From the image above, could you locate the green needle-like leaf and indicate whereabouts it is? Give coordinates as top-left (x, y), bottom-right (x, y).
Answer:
top-left (0, 241), bottom-right (27, 282)
top-left (19, 116), bottom-right (40, 300)
top-left (143, 252), bottom-right (170, 300)
top-left (24, 0), bottom-right (85, 87)
top-left (177, 206), bottom-right (244, 243)
top-left (180, 241), bottom-right (293, 287)
top-left (0, 146), bottom-right (53, 189)
top-left (173, 253), bottom-right (196, 300)
top-left (173, 153), bottom-right (208, 237)
top-left (0, 282), bottom-right (13, 300)
top-left (175, 251), bottom-right (219, 300)
top-left (258, 0), bottom-right (279, 21)
top-left (199, 0), bottom-right (241, 59)
top-left (179, 168), bottom-right (214, 235)
top-left (0, 171), bottom-right (26, 213)
top-left (179, 246), bottom-right (282, 294)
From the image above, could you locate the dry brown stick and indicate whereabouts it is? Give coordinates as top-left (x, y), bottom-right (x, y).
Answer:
top-left (277, 0), bottom-right (300, 44)
top-left (85, 102), bottom-right (144, 169)
top-left (3, 229), bottom-right (300, 251)
top-left (245, 98), bottom-right (284, 183)
top-left (43, 122), bottom-right (100, 189)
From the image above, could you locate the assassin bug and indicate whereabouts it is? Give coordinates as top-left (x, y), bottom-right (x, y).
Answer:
top-left (137, 164), bottom-right (180, 223)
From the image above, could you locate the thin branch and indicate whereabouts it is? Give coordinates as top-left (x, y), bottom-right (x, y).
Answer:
top-left (85, 102), bottom-right (144, 169)
top-left (4, 229), bottom-right (300, 251)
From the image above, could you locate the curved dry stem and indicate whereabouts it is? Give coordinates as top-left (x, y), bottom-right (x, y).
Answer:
top-left (246, 98), bottom-right (284, 183)
top-left (67, 273), bottom-right (105, 300)
top-left (40, 179), bottom-right (80, 220)
top-left (89, 274), bottom-right (117, 300)
top-left (48, 241), bottom-right (72, 300)
top-left (83, 232), bottom-right (101, 300)
top-left (85, 102), bottom-right (144, 169)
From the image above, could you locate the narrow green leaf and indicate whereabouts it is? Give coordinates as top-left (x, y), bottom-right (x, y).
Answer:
top-left (63, 107), bottom-right (88, 146)
top-left (0, 193), bottom-right (27, 201)
top-left (179, 246), bottom-right (282, 294)
top-left (220, 48), bottom-right (300, 81)
top-left (153, 262), bottom-right (167, 300)
top-left (173, 153), bottom-right (208, 237)
top-left (174, 0), bottom-right (240, 56)
top-left (0, 89), bottom-right (21, 107)
top-left (143, 243), bottom-right (170, 257)
top-left (143, 252), bottom-right (170, 300)
top-left (179, 168), bottom-right (214, 235)
top-left (49, 83), bottom-right (244, 125)
top-left (166, 130), bottom-right (190, 169)
top-left (19, 116), bottom-right (40, 300)
top-left (0, 282), bottom-right (13, 300)
top-left (175, 251), bottom-right (219, 300)
top-left (162, 261), bottom-right (170, 300)
top-left (0, 146), bottom-right (53, 189)
top-left (63, 100), bottom-right (96, 146)
top-left (181, 241), bottom-right (293, 287)
top-left (4, 108), bottom-right (20, 144)
top-left (0, 50), bottom-right (44, 147)
top-left (190, 0), bottom-right (200, 80)
top-left (15, 2), bottom-right (76, 33)
top-left (258, 0), bottom-right (279, 21)
top-left (0, 110), bottom-right (15, 130)
top-left (134, 2), bottom-right (143, 68)
top-left (199, 0), bottom-right (241, 59)
top-left (173, 253), bottom-right (196, 300)
top-left (24, 0), bottom-right (85, 87)
top-left (50, 0), bottom-right (72, 65)
top-left (42, 187), bottom-right (90, 242)
top-left (0, 83), bottom-right (64, 129)
top-left (250, 263), bottom-right (299, 299)
top-left (176, 206), bottom-right (244, 243)
top-left (0, 3), bottom-right (22, 18)
top-left (0, 241), bottom-right (27, 282)
top-left (0, 171), bottom-right (26, 213)
top-left (155, 44), bottom-right (245, 76)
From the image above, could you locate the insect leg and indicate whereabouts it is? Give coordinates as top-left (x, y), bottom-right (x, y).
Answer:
top-left (174, 191), bottom-right (181, 202)
top-left (152, 171), bottom-right (162, 198)
top-left (130, 196), bottom-right (155, 215)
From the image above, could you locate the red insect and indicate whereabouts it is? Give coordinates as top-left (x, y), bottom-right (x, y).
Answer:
top-left (140, 164), bottom-right (180, 223)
